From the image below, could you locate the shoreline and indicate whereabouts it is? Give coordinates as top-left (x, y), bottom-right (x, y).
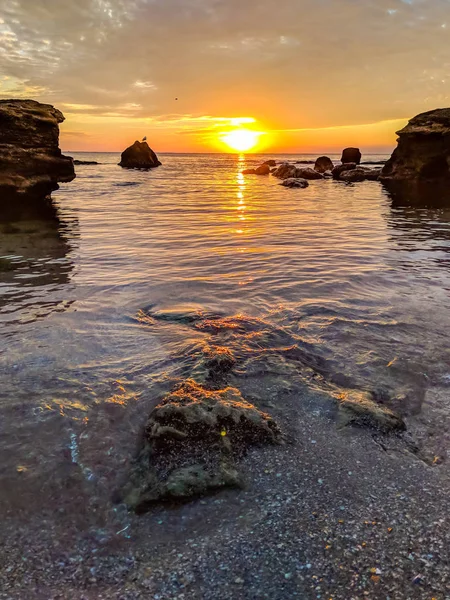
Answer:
top-left (1, 378), bottom-right (449, 599)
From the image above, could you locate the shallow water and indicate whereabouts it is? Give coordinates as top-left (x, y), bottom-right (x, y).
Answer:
top-left (1, 152), bottom-right (450, 518)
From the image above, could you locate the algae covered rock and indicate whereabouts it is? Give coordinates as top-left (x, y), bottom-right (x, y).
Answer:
top-left (280, 178), bottom-right (309, 188)
top-left (119, 380), bottom-right (282, 511)
top-left (337, 390), bottom-right (405, 432)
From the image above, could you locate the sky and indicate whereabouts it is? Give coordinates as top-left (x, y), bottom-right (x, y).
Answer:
top-left (0, 0), bottom-right (449, 153)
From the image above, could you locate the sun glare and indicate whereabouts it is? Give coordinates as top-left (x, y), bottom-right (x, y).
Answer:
top-left (221, 129), bottom-right (261, 152)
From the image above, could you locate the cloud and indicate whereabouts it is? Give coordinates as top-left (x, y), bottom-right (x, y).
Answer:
top-left (1, 0), bottom-right (450, 149)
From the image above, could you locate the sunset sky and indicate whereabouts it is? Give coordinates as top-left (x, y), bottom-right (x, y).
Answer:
top-left (1, 0), bottom-right (449, 153)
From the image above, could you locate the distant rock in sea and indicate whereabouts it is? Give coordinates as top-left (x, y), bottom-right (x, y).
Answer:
top-left (262, 159), bottom-right (277, 167)
top-left (73, 159), bottom-right (99, 165)
top-left (381, 108), bottom-right (450, 183)
top-left (272, 163), bottom-right (324, 180)
top-left (0, 99), bottom-right (75, 203)
top-left (242, 163), bottom-right (271, 175)
top-left (119, 140), bottom-right (161, 169)
top-left (341, 147), bottom-right (362, 165)
top-left (314, 156), bottom-right (334, 173)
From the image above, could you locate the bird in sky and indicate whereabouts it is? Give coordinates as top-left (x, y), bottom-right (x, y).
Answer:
top-left (142, 136), bottom-right (147, 142)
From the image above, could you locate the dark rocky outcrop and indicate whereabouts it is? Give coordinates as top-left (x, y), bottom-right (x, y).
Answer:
top-left (280, 178), bottom-right (309, 188)
top-left (73, 160), bottom-right (99, 165)
top-left (242, 168), bottom-right (256, 175)
top-left (118, 380), bottom-right (282, 511)
top-left (314, 156), bottom-right (334, 173)
top-left (272, 163), bottom-right (324, 180)
top-left (0, 99), bottom-right (75, 203)
top-left (381, 109), bottom-right (450, 183)
top-left (119, 140), bottom-right (161, 169)
top-left (341, 147), bottom-right (362, 164)
top-left (262, 159), bottom-right (277, 167)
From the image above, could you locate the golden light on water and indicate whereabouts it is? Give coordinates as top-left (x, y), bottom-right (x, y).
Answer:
top-left (221, 128), bottom-right (262, 152)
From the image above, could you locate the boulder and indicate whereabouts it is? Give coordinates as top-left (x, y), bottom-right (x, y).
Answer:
top-left (118, 380), bottom-right (282, 511)
top-left (272, 163), bottom-right (323, 180)
top-left (339, 167), bottom-right (381, 182)
top-left (255, 163), bottom-right (270, 175)
top-left (280, 178), bottom-right (309, 188)
top-left (73, 160), bottom-right (99, 165)
top-left (331, 163), bottom-right (357, 180)
top-left (381, 108), bottom-right (450, 183)
top-left (341, 147), bottom-right (362, 164)
top-left (0, 99), bottom-right (75, 203)
top-left (263, 159), bottom-right (277, 167)
top-left (119, 140), bottom-right (161, 169)
top-left (242, 168), bottom-right (256, 174)
top-left (314, 156), bottom-right (334, 173)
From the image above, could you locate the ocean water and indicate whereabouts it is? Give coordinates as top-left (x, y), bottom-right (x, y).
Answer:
top-left (1, 152), bottom-right (450, 517)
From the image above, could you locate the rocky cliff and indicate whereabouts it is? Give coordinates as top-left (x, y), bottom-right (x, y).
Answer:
top-left (381, 108), bottom-right (450, 182)
top-left (0, 99), bottom-right (75, 203)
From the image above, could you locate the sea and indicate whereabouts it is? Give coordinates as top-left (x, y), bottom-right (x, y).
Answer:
top-left (1, 152), bottom-right (450, 523)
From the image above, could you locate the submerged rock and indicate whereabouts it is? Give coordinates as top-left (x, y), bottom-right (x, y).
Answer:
top-left (381, 108), bottom-right (450, 183)
top-left (0, 99), bottom-right (75, 203)
top-left (341, 147), bottom-right (362, 165)
top-left (337, 390), bottom-right (405, 432)
top-left (314, 156), bottom-right (334, 173)
top-left (119, 140), bottom-right (161, 169)
top-left (119, 380), bottom-right (282, 511)
top-left (280, 178), bottom-right (309, 188)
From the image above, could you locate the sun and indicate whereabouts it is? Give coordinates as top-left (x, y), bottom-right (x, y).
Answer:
top-left (221, 129), bottom-right (261, 152)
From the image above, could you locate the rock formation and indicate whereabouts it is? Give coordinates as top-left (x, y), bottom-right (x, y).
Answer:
top-left (0, 99), bottom-right (75, 203)
top-left (341, 147), bottom-right (362, 164)
top-left (119, 140), bottom-right (161, 169)
top-left (255, 163), bottom-right (271, 175)
top-left (118, 379), bottom-right (282, 511)
top-left (314, 156), bottom-right (334, 173)
top-left (339, 167), bottom-right (382, 182)
top-left (272, 163), bottom-right (324, 180)
top-left (280, 178), bottom-right (309, 188)
top-left (381, 108), bottom-right (450, 183)
top-left (263, 159), bottom-right (277, 167)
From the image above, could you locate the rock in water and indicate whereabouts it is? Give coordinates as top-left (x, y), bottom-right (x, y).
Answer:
top-left (337, 390), bottom-right (405, 432)
top-left (280, 178), bottom-right (309, 188)
top-left (263, 159), bottom-right (277, 167)
top-left (332, 163), bottom-right (357, 179)
top-left (0, 99), bottom-right (75, 203)
top-left (255, 163), bottom-right (270, 175)
top-left (272, 163), bottom-right (324, 180)
top-left (314, 156), bottom-right (334, 173)
top-left (119, 140), bottom-right (161, 169)
top-left (118, 379), bottom-right (282, 511)
top-left (341, 147), bottom-right (362, 164)
top-left (381, 109), bottom-right (450, 182)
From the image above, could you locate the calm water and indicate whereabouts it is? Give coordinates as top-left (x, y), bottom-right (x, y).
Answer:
top-left (1, 152), bottom-right (450, 517)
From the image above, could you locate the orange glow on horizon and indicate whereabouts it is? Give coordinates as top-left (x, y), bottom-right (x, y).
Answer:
top-left (220, 128), bottom-right (263, 152)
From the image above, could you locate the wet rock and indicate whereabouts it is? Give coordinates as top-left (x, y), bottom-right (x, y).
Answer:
top-left (331, 163), bottom-right (357, 180)
top-left (242, 168), bottom-right (257, 175)
top-left (314, 156), bottom-right (334, 173)
top-left (339, 167), bottom-right (381, 182)
top-left (119, 380), bottom-right (282, 510)
top-left (263, 159), bottom-right (277, 167)
top-left (73, 160), bottom-right (99, 165)
top-left (341, 147), bottom-right (362, 165)
top-left (193, 344), bottom-right (236, 384)
top-left (272, 164), bottom-right (323, 180)
top-left (381, 109), bottom-right (450, 183)
top-left (119, 140), bottom-right (161, 169)
top-left (280, 178), bottom-right (309, 189)
top-left (0, 99), bottom-right (75, 203)
top-left (337, 390), bottom-right (406, 432)
top-left (255, 164), bottom-right (271, 175)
